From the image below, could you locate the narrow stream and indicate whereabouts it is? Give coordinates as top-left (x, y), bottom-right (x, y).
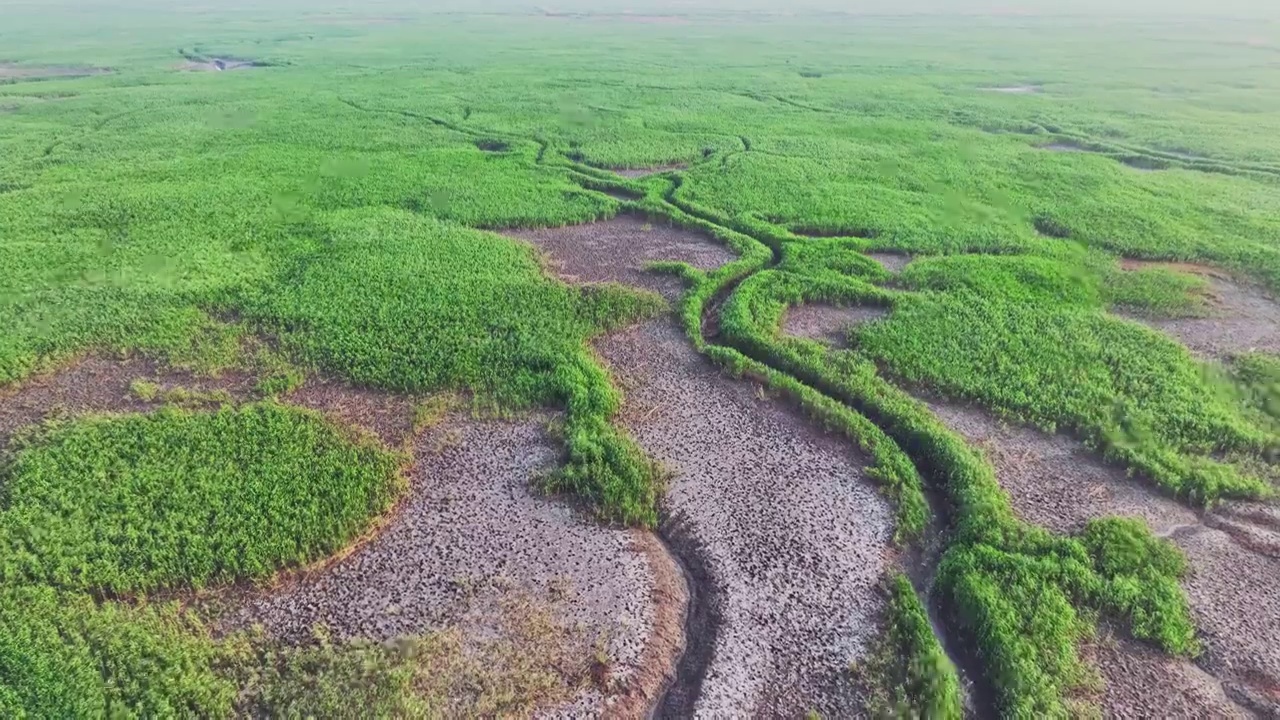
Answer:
top-left (900, 485), bottom-right (996, 718)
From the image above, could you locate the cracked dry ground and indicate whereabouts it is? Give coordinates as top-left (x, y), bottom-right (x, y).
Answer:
top-left (228, 415), bottom-right (687, 717)
top-left (511, 216), bottom-right (897, 715)
top-left (926, 401), bottom-right (1280, 717)
top-left (1117, 259), bottom-right (1280, 359)
top-left (14, 217), bottom-right (1277, 717)
top-left (0, 357), bottom-right (685, 717)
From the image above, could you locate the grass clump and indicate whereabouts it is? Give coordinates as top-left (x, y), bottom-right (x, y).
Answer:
top-left (1081, 517), bottom-right (1198, 655)
top-left (239, 208), bottom-right (666, 525)
top-left (1104, 265), bottom-right (1211, 318)
top-left (0, 403), bottom-right (403, 594)
top-left (129, 379), bottom-right (161, 401)
top-left (857, 291), bottom-right (1270, 504)
top-left (1229, 352), bottom-right (1280, 428)
top-left (706, 258), bottom-right (1202, 716)
top-left (545, 354), bottom-right (663, 527)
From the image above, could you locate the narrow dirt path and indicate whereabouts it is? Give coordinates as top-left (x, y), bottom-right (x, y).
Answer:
top-left (925, 399), bottom-right (1280, 716)
top-left (866, 252), bottom-right (912, 274)
top-left (611, 164), bottom-right (688, 178)
top-left (0, 356), bottom-right (259, 448)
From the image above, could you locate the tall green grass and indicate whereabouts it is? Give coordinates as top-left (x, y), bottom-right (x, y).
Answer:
top-left (711, 260), bottom-right (1207, 716)
top-left (0, 574), bottom-right (235, 717)
top-left (0, 404), bottom-right (403, 594)
top-left (3, 2), bottom-right (1280, 715)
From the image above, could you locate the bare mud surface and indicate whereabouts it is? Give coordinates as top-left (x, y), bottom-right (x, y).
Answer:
top-left (285, 377), bottom-right (418, 448)
top-left (504, 214), bottom-right (736, 302)
top-left (1089, 627), bottom-right (1247, 718)
top-left (1117, 260), bottom-right (1280, 358)
top-left (1121, 155), bottom-right (1168, 172)
top-left (866, 251), bottom-right (912, 273)
top-left (781, 303), bottom-right (888, 346)
top-left (925, 399), bottom-right (1280, 716)
top-left (0, 356), bottom-right (257, 449)
top-left (596, 318), bottom-right (894, 717)
top-left (225, 416), bottom-right (683, 716)
top-left (612, 164), bottom-right (688, 178)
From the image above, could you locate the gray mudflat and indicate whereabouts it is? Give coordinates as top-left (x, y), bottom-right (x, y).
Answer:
top-left (1091, 627), bottom-right (1246, 718)
top-left (925, 401), bottom-right (1198, 536)
top-left (504, 215), bottom-right (736, 302)
top-left (926, 400), bottom-right (1280, 716)
top-left (225, 417), bottom-right (674, 713)
top-left (0, 356), bottom-right (257, 448)
top-left (1130, 276), bottom-right (1280, 359)
top-left (781, 303), bottom-right (888, 346)
top-left (866, 252), bottom-right (912, 273)
top-left (596, 318), bottom-right (894, 717)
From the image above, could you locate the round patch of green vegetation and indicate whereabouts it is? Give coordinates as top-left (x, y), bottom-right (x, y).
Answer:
top-left (0, 584), bottom-right (233, 718)
top-left (0, 403), bottom-right (403, 594)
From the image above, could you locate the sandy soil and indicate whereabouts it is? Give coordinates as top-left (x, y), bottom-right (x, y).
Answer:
top-left (925, 399), bottom-right (1280, 716)
top-left (504, 214), bottom-right (736, 303)
top-left (0, 356), bottom-right (257, 449)
top-left (780, 304), bottom-right (888, 346)
top-left (596, 318), bottom-right (894, 717)
top-left (225, 416), bottom-right (683, 716)
top-left (1117, 260), bottom-right (1280, 359)
top-left (612, 164), bottom-right (688, 178)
